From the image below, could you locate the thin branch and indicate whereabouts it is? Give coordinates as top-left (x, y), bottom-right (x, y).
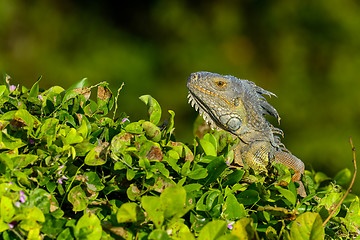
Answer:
top-left (323, 137), bottom-right (357, 227)
top-left (113, 82), bottom-right (125, 121)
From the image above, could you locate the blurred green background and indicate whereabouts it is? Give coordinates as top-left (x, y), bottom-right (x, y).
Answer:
top-left (1, 0), bottom-right (359, 192)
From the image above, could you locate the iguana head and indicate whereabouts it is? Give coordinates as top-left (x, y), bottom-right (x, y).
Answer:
top-left (187, 71), bottom-right (280, 136)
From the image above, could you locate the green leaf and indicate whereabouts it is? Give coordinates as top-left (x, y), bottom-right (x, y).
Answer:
top-left (38, 118), bottom-right (59, 141)
top-left (1, 196), bottom-right (15, 222)
top-left (0, 132), bottom-right (26, 150)
top-left (223, 193), bottom-right (246, 220)
top-left (217, 235), bottom-right (241, 240)
top-left (344, 196), bottom-right (360, 232)
top-left (167, 219), bottom-right (195, 240)
top-left (83, 100), bottom-right (98, 116)
top-left (198, 220), bottom-right (227, 240)
top-left (77, 117), bottom-right (90, 138)
top-left (126, 168), bottom-right (136, 180)
top-left (41, 85), bottom-right (64, 96)
top-left (68, 78), bottom-right (89, 91)
top-left (29, 78), bottom-right (41, 99)
top-left (203, 133), bottom-right (217, 152)
top-left (74, 140), bottom-right (95, 157)
top-left (15, 109), bottom-right (38, 130)
top-left (74, 213), bottom-right (102, 240)
top-left (142, 121), bottom-right (161, 142)
top-left (1, 153), bottom-right (16, 170)
top-left (273, 163), bottom-right (292, 185)
top-left (222, 169), bottom-right (245, 186)
top-left (199, 138), bottom-right (217, 156)
top-left (65, 128), bottom-right (84, 145)
top-left (116, 202), bottom-right (144, 223)
top-left (148, 229), bottom-right (171, 240)
top-left (196, 190), bottom-right (221, 212)
top-left (163, 155), bottom-right (181, 172)
top-left (124, 121), bottom-right (144, 134)
top-left (67, 185), bottom-right (88, 212)
top-left (154, 162), bottom-right (169, 177)
top-left (232, 218), bottom-right (258, 240)
top-left (183, 183), bottom-right (203, 193)
top-left (290, 212), bottom-right (324, 240)
top-left (275, 186), bottom-right (297, 207)
top-left (0, 220), bottom-right (9, 232)
top-left (202, 156), bottom-right (227, 185)
top-left (167, 149), bottom-right (180, 159)
top-left (160, 186), bottom-right (187, 219)
top-left (236, 190), bottom-right (260, 206)
top-left (26, 207), bottom-right (45, 222)
top-left (334, 168), bottom-right (352, 186)
top-left (84, 172), bottom-right (105, 191)
top-left (28, 188), bottom-right (51, 214)
top-left (139, 95), bottom-right (162, 125)
top-left (180, 160), bottom-right (191, 176)
top-left (0, 85), bottom-right (8, 97)
top-left (12, 154), bottom-right (38, 168)
top-left (196, 192), bottom-right (211, 211)
top-left (41, 214), bottom-right (67, 238)
top-left (165, 110), bottom-right (176, 137)
top-left (141, 196), bottom-right (164, 229)
top-left (314, 172), bottom-right (331, 184)
top-left (84, 147), bottom-right (106, 166)
top-left (57, 228), bottom-right (73, 240)
top-left (127, 184), bottom-right (142, 201)
top-left (110, 132), bottom-right (132, 156)
top-left (205, 190), bottom-right (221, 211)
top-left (265, 226), bottom-right (278, 240)
top-left (317, 192), bottom-right (343, 217)
top-left (187, 166), bottom-right (208, 180)
top-left (123, 153), bottom-right (133, 166)
top-left (19, 219), bottom-right (42, 239)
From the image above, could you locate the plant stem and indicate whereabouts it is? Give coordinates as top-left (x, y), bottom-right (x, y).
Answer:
top-left (322, 138), bottom-right (357, 227)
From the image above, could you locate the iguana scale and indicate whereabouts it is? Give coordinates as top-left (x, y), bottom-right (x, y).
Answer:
top-left (187, 71), bottom-right (306, 197)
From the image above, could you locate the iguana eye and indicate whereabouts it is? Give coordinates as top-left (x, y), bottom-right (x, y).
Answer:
top-left (215, 81), bottom-right (226, 87)
top-left (190, 73), bottom-right (199, 81)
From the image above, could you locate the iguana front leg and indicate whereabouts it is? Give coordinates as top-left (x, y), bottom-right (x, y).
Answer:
top-left (233, 142), bottom-right (306, 197)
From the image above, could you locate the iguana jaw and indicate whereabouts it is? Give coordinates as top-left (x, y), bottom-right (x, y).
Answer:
top-left (187, 90), bottom-right (221, 130)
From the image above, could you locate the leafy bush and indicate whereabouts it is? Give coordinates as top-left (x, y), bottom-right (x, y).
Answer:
top-left (0, 78), bottom-right (358, 239)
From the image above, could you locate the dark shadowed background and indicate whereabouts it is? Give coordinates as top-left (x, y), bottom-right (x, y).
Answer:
top-left (1, 0), bottom-right (359, 193)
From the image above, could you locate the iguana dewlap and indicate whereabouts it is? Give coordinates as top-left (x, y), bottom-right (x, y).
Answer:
top-left (187, 71), bottom-right (306, 197)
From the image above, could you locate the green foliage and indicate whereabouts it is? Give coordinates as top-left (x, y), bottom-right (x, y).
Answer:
top-left (0, 79), bottom-right (358, 239)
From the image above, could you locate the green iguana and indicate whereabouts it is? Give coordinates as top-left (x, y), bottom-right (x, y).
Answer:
top-left (187, 71), bottom-right (306, 197)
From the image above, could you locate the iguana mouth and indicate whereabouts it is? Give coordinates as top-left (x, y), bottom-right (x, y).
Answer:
top-left (187, 90), bottom-right (223, 130)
